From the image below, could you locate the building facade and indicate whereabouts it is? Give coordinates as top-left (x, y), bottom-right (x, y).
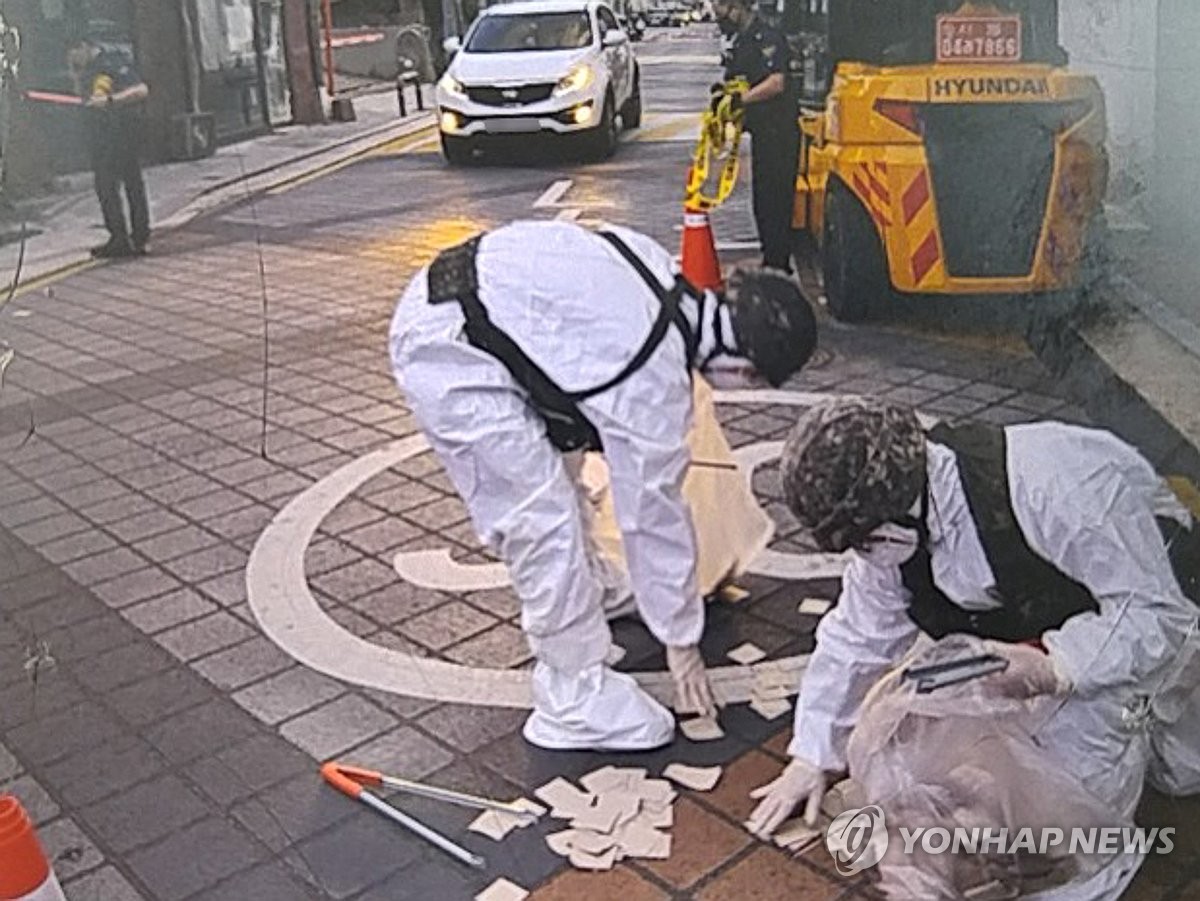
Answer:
top-left (1, 0), bottom-right (323, 195)
top-left (1060, 0), bottom-right (1200, 237)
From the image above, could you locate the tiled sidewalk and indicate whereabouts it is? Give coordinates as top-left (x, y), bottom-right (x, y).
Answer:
top-left (2, 133), bottom-right (1199, 898)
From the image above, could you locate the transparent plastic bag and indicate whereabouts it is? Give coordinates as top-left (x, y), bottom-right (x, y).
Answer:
top-left (846, 636), bottom-right (1128, 899)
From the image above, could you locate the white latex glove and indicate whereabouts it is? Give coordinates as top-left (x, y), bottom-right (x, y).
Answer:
top-left (983, 641), bottom-right (1071, 700)
top-left (746, 757), bottom-right (827, 838)
top-left (666, 644), bottom-right (717, 718)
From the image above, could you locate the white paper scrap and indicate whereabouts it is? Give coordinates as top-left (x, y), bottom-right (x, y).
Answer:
top-left (663, 763), bottom-right (723, 792)
top-left (773, 817), bottom-right (821, 852)
top-left (570, 796), bottom-right (623, 834)
top-left (821, 779), bottom-right (867, 819)
top-left (614, 795), bottom-right (642, 828)
top-left (727, 642), bottom-right (767, 666)
top-left (617, 820), bottom-right (672, 860)
top-left (637, 779), bottom-right (677, 806)
top-left (798, 597), bottom-right (833, 616)
top-left (568, 846), bottom-right (618, 871)
top-left (680, 716), bottom-right (725, 742)
top-left (638, 804), bottom-right (673, 829)
top-left (475, 878), bottom-right (529, 901)
top-left (468, 810), bottom-right (524, 842)
top-left (535, 777), bottom-right (593, 819)
top-left (751, 680), bottom-right (794, 702)
top-left (605, 643), bottom-right (627, 666)
top-left (570, 829), bottom-right (619, 855)
top-left (750, 696), bottom-right (792, 721)
top-left (580, 766), bottom-right (618, 794)
top-left (545, 829), bottom-right (577, 857)
top-left (581, 766), bottom-right (646, 795)
top-left (512, 797), bottom-right (547, 819)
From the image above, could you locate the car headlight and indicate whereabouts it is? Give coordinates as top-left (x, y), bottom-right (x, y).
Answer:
top-left (439, 74), bottom-right (466, 99)
top-left (554, 64), bottom-right (594, 97)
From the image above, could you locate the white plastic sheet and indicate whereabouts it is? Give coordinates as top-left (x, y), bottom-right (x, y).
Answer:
top-left (846, 636), bottom-right (1127, 900)
top-left (581, 377), bottom-right (774, 596)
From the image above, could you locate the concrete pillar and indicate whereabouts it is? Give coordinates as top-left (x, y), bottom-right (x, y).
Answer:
top-left (282, 0), bottom-right (323, 124)
top-left (130, 1), bottom-right (190, 163)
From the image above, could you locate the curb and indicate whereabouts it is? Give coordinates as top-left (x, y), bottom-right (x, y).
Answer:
top-left (4, 111), bottom-right (436, 299)
top-left (1030, 294), bottom-right (1200, 485)
top-left (156, 113), bottom-right (436, 229)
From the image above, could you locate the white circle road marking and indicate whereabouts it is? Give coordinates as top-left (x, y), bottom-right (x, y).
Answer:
top-left (392, 435), bottom-right (847, 591)
top-left (245, 389), bottom-right (872, 708)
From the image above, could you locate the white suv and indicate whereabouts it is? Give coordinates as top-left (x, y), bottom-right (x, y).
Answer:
top-left (436, 0), bottom-right (642, 163)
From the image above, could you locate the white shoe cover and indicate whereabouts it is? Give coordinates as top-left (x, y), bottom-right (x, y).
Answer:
top-left (523, 662), bottom-right (674, 751)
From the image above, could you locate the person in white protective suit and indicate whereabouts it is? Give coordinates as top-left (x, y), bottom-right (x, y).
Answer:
top-left (744, 398), bottom-right (1200, 898)
top-left (389, 220), bottom-right (817, 751)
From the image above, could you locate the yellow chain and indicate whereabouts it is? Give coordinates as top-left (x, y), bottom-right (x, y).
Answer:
top-left (685, 78), bottom-right (748, 211)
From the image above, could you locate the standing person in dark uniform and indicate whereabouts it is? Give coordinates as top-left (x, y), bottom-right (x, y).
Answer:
top-left (67, 36), bottom-right (150, 258)
top-left (713, 0), bottom-right (800, 272)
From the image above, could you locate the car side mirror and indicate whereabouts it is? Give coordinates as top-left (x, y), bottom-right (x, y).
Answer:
top-left (602, 30), bottom-right (627, 47)
top-left (443, 36), bottom-right (462, 54)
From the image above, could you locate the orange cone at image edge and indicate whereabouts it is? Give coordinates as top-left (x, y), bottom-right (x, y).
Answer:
top-left (0, 796), bottom-right (66, 901)
top-left (680, 205), bottom-right (723, 293)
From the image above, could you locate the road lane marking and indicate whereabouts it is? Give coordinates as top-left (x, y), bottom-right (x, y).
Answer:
top-left (4, 259), bottom-right (99, 302)
top-left (245, 389), bottom-right (889, 708)
top-left (555, 208), bottom-right (583, 221)
top-left (534, 179), bottom-right (574, 208)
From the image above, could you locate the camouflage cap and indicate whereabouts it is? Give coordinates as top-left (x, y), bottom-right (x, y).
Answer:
top-left (781, 398), bottom-right (926, 552)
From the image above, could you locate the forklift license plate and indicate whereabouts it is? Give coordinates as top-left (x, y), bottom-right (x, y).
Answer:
top-left (936, 14), bottom-right (1022, 64)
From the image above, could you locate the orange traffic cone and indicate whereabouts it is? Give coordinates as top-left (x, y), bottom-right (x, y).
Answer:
top-left (0, 796), bottom-right (66, 901)
top-left (680, 205), bottom-right (723, 292)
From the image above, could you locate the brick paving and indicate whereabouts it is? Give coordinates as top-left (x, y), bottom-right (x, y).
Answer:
top-left (1, 31), bottom-right (1199, 901)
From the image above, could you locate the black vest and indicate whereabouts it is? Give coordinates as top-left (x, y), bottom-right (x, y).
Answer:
top-left (426, 232), bottom-right (698, 454)
top-left (902, 422), bottom-right (1100, 642)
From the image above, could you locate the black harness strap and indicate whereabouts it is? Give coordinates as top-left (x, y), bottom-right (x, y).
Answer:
top-left (903, 422), bottom-right (1099, 642)
top-left (594, 231), bottom-right (700, 388)
top-left (425, 231), bottom-right (698, 453)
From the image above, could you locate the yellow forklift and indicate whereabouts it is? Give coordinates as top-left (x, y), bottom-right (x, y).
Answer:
top-left (789, 0), bottom-right (1108, 321)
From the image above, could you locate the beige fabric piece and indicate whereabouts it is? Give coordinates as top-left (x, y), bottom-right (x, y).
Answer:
top-left (581, 377), bottom-right (774, 596)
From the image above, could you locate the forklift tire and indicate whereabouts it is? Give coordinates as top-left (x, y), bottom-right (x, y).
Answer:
top-left (441, 133), bottom-right (474, 166)
top-left (822, 179), bottom-right (890, 323)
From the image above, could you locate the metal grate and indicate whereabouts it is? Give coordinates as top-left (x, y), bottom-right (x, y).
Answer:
top-left (464, 83), bottom-right (556, 106)
top-left (921, 103), bottom-right (1062, 279)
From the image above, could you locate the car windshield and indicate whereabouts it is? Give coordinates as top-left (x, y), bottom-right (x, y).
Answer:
top-left (465, 12), bottom-right (594, 52)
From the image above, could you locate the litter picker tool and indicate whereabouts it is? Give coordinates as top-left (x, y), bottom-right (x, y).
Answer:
top-left (321, 763), bottom-right (536, 868)
top-left (901, 653), bottom-right (1009, 694)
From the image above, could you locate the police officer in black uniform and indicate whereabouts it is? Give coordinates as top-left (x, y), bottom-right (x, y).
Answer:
top-left (714, 0), bottom-right (800, 273)
top-left (67, 35), bottom-right (151, 259)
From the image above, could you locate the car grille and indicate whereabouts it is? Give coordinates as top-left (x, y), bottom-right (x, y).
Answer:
top-left (465, 83), bottom-right (557, 107)
top-left (921, 103), bottom-right (1061, 279)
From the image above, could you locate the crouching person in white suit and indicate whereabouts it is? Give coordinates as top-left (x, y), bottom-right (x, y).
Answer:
top-left (746, 398), bottom-right (1200, 898)
top-left (389, 220), bottom-right (817, 751)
